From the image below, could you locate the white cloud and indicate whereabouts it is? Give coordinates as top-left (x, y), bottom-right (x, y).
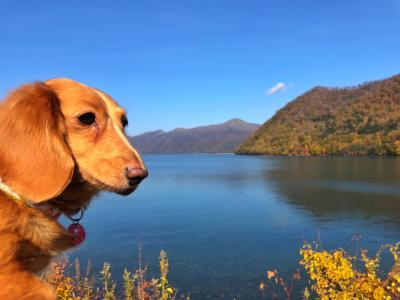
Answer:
top-left (265, 82), bottom-right (287, 96)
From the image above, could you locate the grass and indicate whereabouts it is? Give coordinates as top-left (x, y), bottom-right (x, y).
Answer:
top-left (43, 250), bottom-right (189, 300)
top-left (44, 241), bottom-right (400, 299)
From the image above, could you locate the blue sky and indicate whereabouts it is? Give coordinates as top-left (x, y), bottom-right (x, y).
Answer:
top-left (1, 0), bottom-right (399, 135)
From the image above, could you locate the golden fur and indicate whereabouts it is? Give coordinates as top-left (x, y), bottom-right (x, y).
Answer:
top-left (0, 79), bottom-right (147, 299)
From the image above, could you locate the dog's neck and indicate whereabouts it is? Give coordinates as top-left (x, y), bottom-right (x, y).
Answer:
top-left (51, 179), bottom-right (99, 215)
top-left (0, 179), bottom-right (61, 220)
top-left (0, 175), bottom-right (98, 219)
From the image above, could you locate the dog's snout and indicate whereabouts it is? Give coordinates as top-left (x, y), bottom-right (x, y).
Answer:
top-left (125, 167), bottom-right (148, 185)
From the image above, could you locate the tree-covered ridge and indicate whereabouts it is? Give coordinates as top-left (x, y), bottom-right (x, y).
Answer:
top-left (236, 74), bottom-right (400, 155)
top-left (131, 118), bottom-right (259, 154)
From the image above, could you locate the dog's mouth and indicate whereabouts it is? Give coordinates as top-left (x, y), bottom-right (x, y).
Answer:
top-left (90, 176), bottom-right (141, 196)
top-left (116, 183), bottom-right (140, 195)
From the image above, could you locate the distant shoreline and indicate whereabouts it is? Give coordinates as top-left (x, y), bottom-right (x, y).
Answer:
top-left (236, 152), bottom-right (400, 157)
top-left (141, 152), bottom-right (400, 158)
top-left (141, 152), bottom-right (235, 155)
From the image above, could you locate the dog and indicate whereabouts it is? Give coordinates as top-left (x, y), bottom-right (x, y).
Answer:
top-left (0, 78), bottom-right (148, 299)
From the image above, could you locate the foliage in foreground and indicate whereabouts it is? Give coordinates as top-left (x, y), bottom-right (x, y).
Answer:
top-left (261, 242), bottom-right (400, 299)
top-left (45, 241), bottom-right (400, 299)
top-left (43, 250), bottom-right (189, 300)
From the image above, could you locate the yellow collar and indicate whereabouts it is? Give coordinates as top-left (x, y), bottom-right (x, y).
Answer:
top-left (0, 179), bottom-right (23, 203)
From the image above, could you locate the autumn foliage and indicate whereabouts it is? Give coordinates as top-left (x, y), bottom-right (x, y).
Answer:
top-left (261, 242), bottom-right (400, 299)
top-left (43, 251), bottom-right (189, 300)
top-left (237, 74), bottom-right (400, 156)
top-left (45, 241), bottom-right (400, 299)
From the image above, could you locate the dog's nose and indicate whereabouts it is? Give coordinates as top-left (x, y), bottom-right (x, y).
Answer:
top-left (125, 167), bottom-right (148, 185)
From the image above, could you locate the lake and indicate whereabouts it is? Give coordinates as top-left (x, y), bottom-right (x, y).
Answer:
top-left (61, 154), bottom-right (400, 299)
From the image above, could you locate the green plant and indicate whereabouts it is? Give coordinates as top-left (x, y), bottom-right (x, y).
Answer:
top-left (43, 251), bottom-right (189, 300)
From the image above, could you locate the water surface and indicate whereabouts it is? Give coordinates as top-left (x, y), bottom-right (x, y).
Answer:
top-left (62, 155), bottom-right (400, 299)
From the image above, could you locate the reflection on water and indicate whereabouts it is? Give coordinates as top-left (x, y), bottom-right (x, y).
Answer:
top-left (264, 157), bottom-right (400, 223)
top-left (64, 155), bottom-right (400, 299)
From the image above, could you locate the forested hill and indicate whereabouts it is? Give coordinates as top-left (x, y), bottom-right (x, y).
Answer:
top-left (130, 118), bottom-right (259, 154)
top-left (236, 74), bottom-right (400, 156)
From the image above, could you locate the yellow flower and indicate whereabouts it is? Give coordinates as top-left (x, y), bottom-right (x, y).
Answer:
top-left (267, 270), bottom-right (276, 279)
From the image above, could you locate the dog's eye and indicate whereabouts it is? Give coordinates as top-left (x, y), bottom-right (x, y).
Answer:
top-left (121, 115), bottom-right (128, 128)
top-left (78, 112), bottom-right (96, 125)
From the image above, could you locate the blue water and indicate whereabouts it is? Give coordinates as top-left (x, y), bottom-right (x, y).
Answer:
top-left (62, 155), bottom-right (400, 299)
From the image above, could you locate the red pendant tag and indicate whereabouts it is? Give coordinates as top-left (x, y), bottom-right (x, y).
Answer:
top-left (68, 223), bottom-right (86, 245)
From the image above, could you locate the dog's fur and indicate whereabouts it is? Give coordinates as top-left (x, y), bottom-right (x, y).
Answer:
top-left (0, 79), bottom-right (147, 299)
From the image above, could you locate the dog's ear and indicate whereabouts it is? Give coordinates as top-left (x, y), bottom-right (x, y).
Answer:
top-left (0, 82), bottom-right (74, 202)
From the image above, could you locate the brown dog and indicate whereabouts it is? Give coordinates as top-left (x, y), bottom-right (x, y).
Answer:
top-left (0, 78), bottom-right (147, 299)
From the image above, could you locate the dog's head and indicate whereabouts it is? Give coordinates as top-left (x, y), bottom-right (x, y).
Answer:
top-left (0, 78), bottom-right (147, 214)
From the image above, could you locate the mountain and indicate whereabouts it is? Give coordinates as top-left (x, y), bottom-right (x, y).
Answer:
top-left (129, 119), bottom-right (259, 154)
top-left (236, 74), bottom-right (400, 156)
